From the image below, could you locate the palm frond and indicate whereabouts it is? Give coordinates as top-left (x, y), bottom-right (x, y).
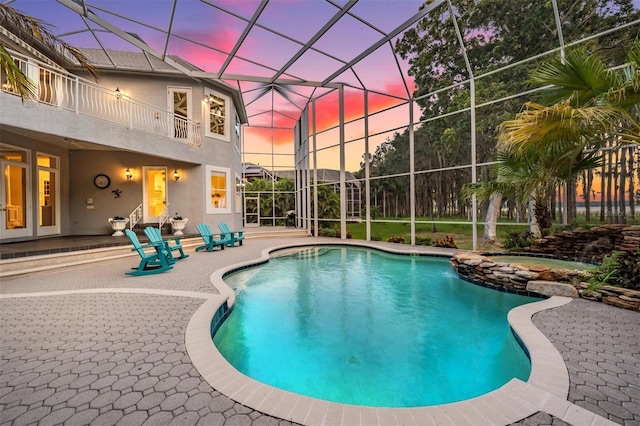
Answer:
top-left (529, 48), bottom-right (620, 106)
top-left (0, 4), bottom-right (98, 81)
top-left (0, 44), bottom-right (36, 102)
top-left (497, 101), bottom-right (618, 154)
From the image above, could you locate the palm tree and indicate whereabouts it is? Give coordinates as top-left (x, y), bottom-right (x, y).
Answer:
top-left (499, 42), bottom-right (640, 158)
top-left (0, 4), bottom-right (97, 101)
top-left (464, 144), bottom-right (602, 238)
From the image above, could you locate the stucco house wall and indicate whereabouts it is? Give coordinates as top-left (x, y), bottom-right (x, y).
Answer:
top-left (0, 46), bottom-right (246, 241)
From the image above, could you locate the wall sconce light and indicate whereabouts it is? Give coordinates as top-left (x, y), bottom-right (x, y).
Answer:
top-left (203, 94), bottom-right (214, 104)
top-left (173, 169), bottom-right (180, 182)
top-left (115, 87), bottom-right (122, 100)
top-left (125, 168), bottom-right (133, 181)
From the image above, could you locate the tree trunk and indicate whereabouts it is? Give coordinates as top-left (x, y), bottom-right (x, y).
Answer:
top-left (550, 186), bottom-right (557, 221)
top-left (585, 169), bottom-right (593, 222)
top-left (629, 147), bottom-right (636, 220)
top-left (620, 147), bottom-right (627, 224)
top-left (382, 190), bottom-right (387, 217)
top-left (600, 157), bottom-right (606, 222)
top-left (613, 148), bottom-right (620, 223)
top-left (528, 199), bottom-right (541, 238)
top-left (606, 147), bottom-right (613, 223)
top-left (483, 193), bottom-right (502, 243)
top-left (568, 178), bottom-right (577, 223)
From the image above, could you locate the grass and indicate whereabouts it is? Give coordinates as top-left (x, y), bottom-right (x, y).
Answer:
top-left (329, 214), bottom-right (640, 251)
top-left (343, 218), bottom-right (528, 251)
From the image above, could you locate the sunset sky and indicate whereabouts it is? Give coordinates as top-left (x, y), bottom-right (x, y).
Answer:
top-left (11, 0), bottom-right (639, 172)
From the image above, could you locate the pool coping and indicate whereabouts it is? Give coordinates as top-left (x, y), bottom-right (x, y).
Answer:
top-left (185, 241), bottom-right (616, 426)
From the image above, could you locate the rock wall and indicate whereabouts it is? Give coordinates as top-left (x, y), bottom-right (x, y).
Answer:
top-left (451, 252), bottom-right (640, 311)
top-left (519, 224), bottom-right (640, 263)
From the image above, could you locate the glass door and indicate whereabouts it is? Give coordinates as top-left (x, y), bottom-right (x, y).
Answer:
top-left (0, 145), bottom-right (31, 239)
top-left (37, 153), bottom-right (60, 236)
top-left (143, 166), bottom-right (168, 223)
top-left (244, 196), bottom-right (259, 227)
top-left (167, 87), bottom-right (191, 140)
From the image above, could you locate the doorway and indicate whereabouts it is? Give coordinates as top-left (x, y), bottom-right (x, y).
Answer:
top-left (0, 144), bottom-right (31, 239)
top-left (167, 87), bottom-right (191, 140)
top-left (37, 153), bottom-right (60, 235)
top-left (244, 196), bottom-right (259, 227)
top-left (143, 166), bottom-right (168, 223)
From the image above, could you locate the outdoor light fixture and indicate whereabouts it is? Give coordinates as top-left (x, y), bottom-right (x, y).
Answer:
top-left (203, 94), bottom-right (214, 103)
top-left (173, 169), bottom-right (180, 181)
top-left (125, 168), bottom-right (132, 181)
top-left (115, 87), bottom-right (122, 100)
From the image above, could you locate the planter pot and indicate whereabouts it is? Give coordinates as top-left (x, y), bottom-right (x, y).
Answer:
top-left (170, 218), bottom-right (188, 236)
top-left (108, 218), bottom-right (129, 236)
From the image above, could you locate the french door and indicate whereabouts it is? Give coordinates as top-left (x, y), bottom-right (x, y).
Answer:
top-left (167, 87), bottom-right (192, 140)
top-left (0, 145), bottom-right (31, 239)
top-left (142, 166), bottom-right (168, 223)
top-left (37, 153), bottom-right (60, 236)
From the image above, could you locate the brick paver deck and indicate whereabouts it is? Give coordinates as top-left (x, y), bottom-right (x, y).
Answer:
top-left (1, 237), bottom-right (638, 425)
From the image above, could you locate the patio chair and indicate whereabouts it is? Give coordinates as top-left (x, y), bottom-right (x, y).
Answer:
top-left (195, 223), bottom-right (227, 252)
top-left (218, 222), bottom-right (244, 247)
top-left (124, 229), bottom-right (173, 276)
top-left (144, 226), bottom-right (189, 261)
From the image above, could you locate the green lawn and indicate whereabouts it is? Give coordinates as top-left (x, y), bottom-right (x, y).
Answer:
top-left (343, 218), bottom-right (528, 250)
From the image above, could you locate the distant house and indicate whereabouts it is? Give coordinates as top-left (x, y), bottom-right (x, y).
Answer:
top-left (0, 27), bottom-right (247, 242)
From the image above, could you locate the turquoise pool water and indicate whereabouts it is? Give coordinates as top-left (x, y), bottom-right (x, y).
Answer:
top-left (214, 246), bottom-right (536, 407)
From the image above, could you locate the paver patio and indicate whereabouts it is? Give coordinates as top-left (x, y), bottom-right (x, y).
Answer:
top-left (1, 237), bottom-right (638, 425)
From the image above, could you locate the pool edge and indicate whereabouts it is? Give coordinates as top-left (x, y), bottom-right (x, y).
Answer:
top-left (186, 242), bottom-right (579, 426)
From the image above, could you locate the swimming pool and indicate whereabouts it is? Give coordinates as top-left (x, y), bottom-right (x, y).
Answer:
top-left (214, 246), bottom-right (537, 407)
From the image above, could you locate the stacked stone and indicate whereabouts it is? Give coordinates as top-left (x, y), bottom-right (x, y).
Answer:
top-left (521, 225), bottom-right (640, 262)
top-left (451, 252), bottom-right (640, 311)
top-left (450, 252), bottom-right (583, 293)
top-left (579, 283), bottom-right (640, 310)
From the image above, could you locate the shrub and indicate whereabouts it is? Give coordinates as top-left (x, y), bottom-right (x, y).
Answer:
top-left (320, 228), bottom-right (337, 238)
top-left (371, 234), bottom-right (382, 241)
top-left (503, 230), bottom-right (536, 250)
top-left (434, 235), bottom-right (457, 248)
top-left (387, 235), bottom-right (405, 244)
top-left (588, 249), bottom-right (640, 290)
top-left (336, 230), bottom-right (352, 239)
top-left (415, 236), bottom-right (432, 246)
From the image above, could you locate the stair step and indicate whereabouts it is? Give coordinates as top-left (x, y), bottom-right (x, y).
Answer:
top-left (0, 229), bottom-right (309, 277)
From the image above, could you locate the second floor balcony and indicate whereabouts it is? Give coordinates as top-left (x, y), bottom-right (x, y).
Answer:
top-left (1, 49), bottom-right (202, 147)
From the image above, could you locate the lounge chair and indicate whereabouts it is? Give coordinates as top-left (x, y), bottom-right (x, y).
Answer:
top-left (218, 222), bottom-right (244, 247)
top-left (144, 226), bottom-right (189, 261)
top-left (124, 229), bottom-right (173, 276)
top-left (195, 223), bottom-right (227, 252)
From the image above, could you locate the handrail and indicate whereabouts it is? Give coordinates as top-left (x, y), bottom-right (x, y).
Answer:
top-left (1, 49), bottom-right (202, 147)
top-left (159, 203), bottom-right (170, 230)
top-left (129, 204), bottom-right (143, 229)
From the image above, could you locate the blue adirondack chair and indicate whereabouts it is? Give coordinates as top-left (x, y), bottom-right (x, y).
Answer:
top-left (124, 229), bottom-right (173, 276)
top-left (144, 227), bottom-right (189, 261)
top-left (195, 223), bottom-right (227, 252)
top-left (218, 222), bottom-right (244, 247)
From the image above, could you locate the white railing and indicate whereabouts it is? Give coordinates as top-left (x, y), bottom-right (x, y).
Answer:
top-left (129, 204), bottom-right (143, 230)
top-left (158, 204), bottom-right (170, 230)
top-left (1, 50), bottom-right (202, 147)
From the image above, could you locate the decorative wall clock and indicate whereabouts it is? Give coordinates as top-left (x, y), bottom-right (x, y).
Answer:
top-left (94, 174), bottom-right (111, 189)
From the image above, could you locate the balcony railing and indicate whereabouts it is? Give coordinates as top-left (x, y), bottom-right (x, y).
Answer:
top-left (0, 50), bottom-right (202, 147)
